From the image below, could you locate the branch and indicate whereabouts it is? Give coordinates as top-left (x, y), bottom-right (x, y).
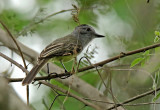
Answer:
top-left (0, 52), bottom-right (28, 73)
top-left (18, 8), bottom-right (75, 36)
top-left (0, 21), bottom-right (29, 104)
top-left (0, 20), bottom-right (27, 69)
top-left (107, 87), bottom-right (160, 110)
top-left (6, 42), bottom-right (160, 83)
top-left (7, 73), bottom-right (71, 82)
top-left (0, 52), bottom-right (72, 82)
top-left (40, 81), bottom-right (102, 110)
top-left (78, 43), bottom-right (160, 72)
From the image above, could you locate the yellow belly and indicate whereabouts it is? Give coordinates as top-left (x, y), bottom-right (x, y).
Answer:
top-left (51, 54), bottom-right (77, 62)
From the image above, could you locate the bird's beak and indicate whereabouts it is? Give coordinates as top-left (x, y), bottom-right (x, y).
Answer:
top-left (95, 33), bottom-right (105, 38)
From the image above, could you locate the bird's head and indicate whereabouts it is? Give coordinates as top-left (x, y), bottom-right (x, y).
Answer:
top-left (71, 24), bottom-right (105, 47)
top-left (72, 24), bottom-right (105, 39)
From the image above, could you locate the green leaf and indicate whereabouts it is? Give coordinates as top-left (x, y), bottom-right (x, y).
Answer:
top-left (154, 36), bottom-right (160, 43)
top-left (155, 31), bottom-right (160, 36)
top-left (130, 58), bottom-right (143, 68)
top-left (143, 50), bottom-right (150, 56)
top-left (155, 71), bottom-right (160, 84)
top-left (153, 71), bottom-right (160, 91)
top-left (153, 92), bottom-right (160, 102)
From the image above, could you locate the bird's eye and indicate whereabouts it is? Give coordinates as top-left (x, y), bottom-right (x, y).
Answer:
top-left (87, 28), bottom-right (91, 31)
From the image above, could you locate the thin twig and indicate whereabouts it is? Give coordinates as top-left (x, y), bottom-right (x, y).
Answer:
top-left (107, 87), bottom-right (160, 110)
top-left (0, 21), bottom-right (27, 69)
top-left (83, 98), bottom-right (160, 106)
top-left (78, 56), bottom-right (120, 110)
top-left (108, 72), bottom-right (119, 110)
top-left (49, 89), bottom-right (66, 110)
top-left (18, 9), bottom-right (75, 36)
top-left (78, 43), bottom-right (160, 72)
top-left (111, 68), bottom-right (155, 82)
top-left (39, 81), bottom-right (102, 110)
top-left (0, 50), bottom-right (70, 82)
top-left (49, 94), bottom-right (59, 110)
top-left (0, 52), bottom-right (70, 82)
top-left (0, 20), bottom-right (29, 105)
top-left (123, 102), bottom-right (160, 106)
top-left (35, 9), bottom-right (74, 24)
top-left (0, 52), bottom-right (28, 73)
top-left (7, 72), bottom-right (71, 82)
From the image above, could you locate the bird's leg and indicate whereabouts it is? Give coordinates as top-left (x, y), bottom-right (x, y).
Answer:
top-left (47, 63), bottom-right (52, 79)
top-left (60, 61), bottom-right (68, 73)
top-left (59, 61), bottom-right (72, 79)
top-left (47, 63), bottom-right (50, 74)
top-left (47, 63), bottom-right (58, 79)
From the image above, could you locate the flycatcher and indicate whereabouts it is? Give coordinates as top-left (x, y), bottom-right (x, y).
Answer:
top-left (22, 24), bottom-right (105, 86)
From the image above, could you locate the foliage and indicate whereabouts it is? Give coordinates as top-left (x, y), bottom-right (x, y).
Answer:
top-left (130, 50), bottom-right (150, 67)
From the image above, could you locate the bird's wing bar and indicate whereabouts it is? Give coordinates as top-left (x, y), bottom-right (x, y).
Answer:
top-left (39, 43), bottom-right (64, 58)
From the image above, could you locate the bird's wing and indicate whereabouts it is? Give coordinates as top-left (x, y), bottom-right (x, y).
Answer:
top-left (39, 42), bottom-right (64, 58)
top-left (39, 35), bottom-right (83, 59)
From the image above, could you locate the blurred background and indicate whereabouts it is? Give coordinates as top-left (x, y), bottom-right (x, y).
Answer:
top-left (0, 0), bottom-right (160, 110)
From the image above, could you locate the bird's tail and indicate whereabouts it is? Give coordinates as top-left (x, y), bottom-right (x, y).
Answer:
top-left (22, 59), bottom-right (49, 86)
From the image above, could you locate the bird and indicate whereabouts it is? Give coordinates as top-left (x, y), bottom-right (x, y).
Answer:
top-left (22, 24), bottom-right (105, 86)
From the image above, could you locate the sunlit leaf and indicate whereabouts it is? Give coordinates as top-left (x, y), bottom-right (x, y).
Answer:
top-left (154, 36), bottom-right (160, 43)
top-left (155, 71), bottom-right (160, 85)
top-left (143, 50), bottom-right (150, 56)
top-left (155, 31), bottom-right (160, 36)
top-left (153, 92), bottom-right (160, 102)
top-left (130, 58), bottom-right (143, 68)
